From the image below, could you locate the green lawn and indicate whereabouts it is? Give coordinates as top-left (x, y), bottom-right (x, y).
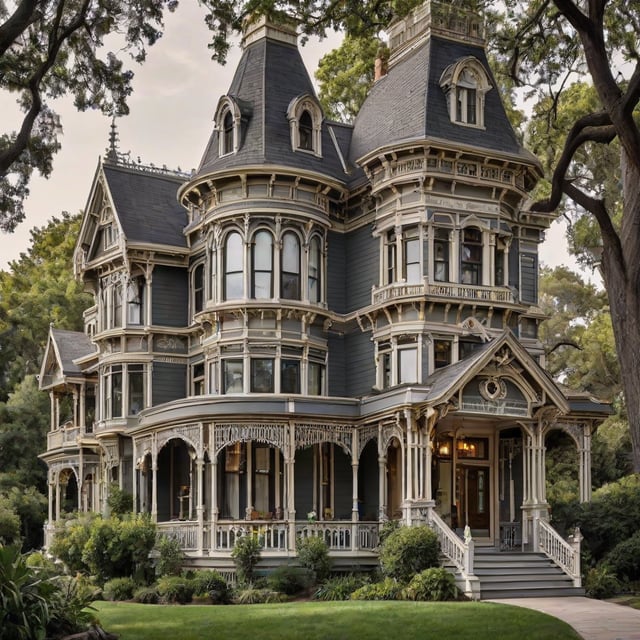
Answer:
top-left (93, 600), bottom-right (581, 640)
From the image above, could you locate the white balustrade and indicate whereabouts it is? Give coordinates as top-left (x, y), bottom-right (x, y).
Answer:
top-left (536, 518), bottom-right (581, 586)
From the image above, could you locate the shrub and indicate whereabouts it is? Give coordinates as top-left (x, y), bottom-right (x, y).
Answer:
top-left (313, 574), bottom-right (370, 601)
top-left (155, 535), bottom-right (185, 577)
top-left (191, 569), bottom-right (232, 604)
top-left (231, 535), bottom-right (262, 586)
top-left (103, 576), bottom-right (136, 601)
top-left (50, 512), bottom-right (98, 574)
top-left (107, 484), bottom-right (133, 516)
top-left (267, 565), bottom-right (314, 595)
top-left (603, 530), bottom-right (640, 582)
top-left (234, 587), bottom-right (288, 604)
top-left (133, 585), bottom-right (160, 604)
top-left (350, 577), bottom-right (404, 601)
top-left (585, 566), bottom-right (621, 599)
top-left (45, 575), bottom-right (97, 638)
top-left (379, 525), bottom-right (440, 583)
top-left (404, 567), bottom-right (458, 601)
top-left (296, 536), bottom-right (331, 581)
top-left (378, 519), bottom-right (401, 546)
top-left (157, 575), bottom-right (195, 604)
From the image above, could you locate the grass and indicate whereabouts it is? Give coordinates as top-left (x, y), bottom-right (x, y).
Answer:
top-left (608, 594), bottom-right (640, 610)
top-left (92, 600), bottom-right (581, 640)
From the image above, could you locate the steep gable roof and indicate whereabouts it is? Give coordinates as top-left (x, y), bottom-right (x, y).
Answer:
top-left (102, 163), bottom-right (188, 248)
top-left (39, 327), bottom-right (97, 389)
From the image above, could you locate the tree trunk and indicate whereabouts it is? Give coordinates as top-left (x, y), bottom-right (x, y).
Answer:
top-left (602, 150), bottom-right (640, 473)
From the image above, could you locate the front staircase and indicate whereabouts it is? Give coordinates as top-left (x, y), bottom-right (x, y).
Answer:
top-left (473, 548), bottom-right (585, 599)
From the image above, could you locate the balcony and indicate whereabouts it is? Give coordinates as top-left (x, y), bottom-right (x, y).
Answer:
top-left (372, 280), bottom-right (516, 306)
top-left (46, 424), bottom-right (97, 450)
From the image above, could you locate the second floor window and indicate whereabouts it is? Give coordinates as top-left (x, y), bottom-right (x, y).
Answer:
top-left (224, 232), bottom-right (243, 300)
top-left (281, 232), bottom-right (301, 300)
top-left (434, 229), bottom-right (450, 282)
top-left (193, 264), bottom-right (204, 313)
top-left (252, 231), bottom-right (273, 298)
top-left (308, 236), bottom-right (321, 303)
top-left (404, 234), bottom-right (421, 284)
top-left (461, 228), bottom-right (482, 285)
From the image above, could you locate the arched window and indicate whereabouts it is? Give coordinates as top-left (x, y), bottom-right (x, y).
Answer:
top-left (126, 278), bottom-right (143, 325)
top-left (461, 227), bottom-right (482, 285)
top-left (222, 110), bottom-right (234, 155)
top-left (281, 232), bottom-right (301, 300)
top-left (308, 236), bottom-right (321, 303)
top-left (403, 229), bottom-right (420, 284)
top-left (440, 57), bottom-right (491, 128)
top-left (224, 232), bottom-right (243, 300)
top-left (298, 111), bottom-right (313, 151)
top-left (252, 230), bottom-right (273, 299)
top-left (434, 229), bottom-right (450, 282)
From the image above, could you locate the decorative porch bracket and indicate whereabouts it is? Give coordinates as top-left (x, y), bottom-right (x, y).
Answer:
top-left (535, 517), bottom-right (582, 587)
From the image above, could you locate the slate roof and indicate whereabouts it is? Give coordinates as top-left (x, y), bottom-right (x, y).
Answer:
top-left (103, 163), bottom-right (188, 248)
top-left (194, 37), bottom-right (352, 183)
top-left (349, 35), bottom-right (536, 165)
top-left (51, 329), bottom-right (96, 376)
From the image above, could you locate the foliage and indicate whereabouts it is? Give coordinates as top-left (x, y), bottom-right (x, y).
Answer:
top-left (103, 576), bottom-right (137, 601)
top-left (133, 585), bottom-right (160, 604)
top-left (107, 484), bottom-right (133, 517)
top-left (378, 525), bottom-right (440, 583)
top-left (295, 535), bottom-right (331, 581)
top-left (155, 535), bottom-right (185, 577)
top-left (50, 512), bottom-right (156, 583)
top-left (313, 574), bottom-right (371, 601)
top-left (191, 569), bottom-right (232, 604)
top-left (603, 531), bottom-right (640, 583)
top-left (316, 35), bottom-right (384, 122)
top-left (233, 587), bottom-right (287, 604)
top-left (157, 575), bottom-right (195, 604)
top-left (267, 565), bottom-right (314, 595)
top-left (350, 577), bottom-right (404, 601)
top-left (403, 567), bottom-right (458, 601)
top-left (231, 534), bottom-right (262, 586)
top-left (0, 213), bottom-right (91, 399)
top-left (0, 545), bottom-right (95, 640)
top-left (378, 519), bottom-right (401, 546)
top-left (584, 566), bottom-right (621, 600)
top-left (0, 495), bottom-right (21, 545)
top-left (592, 417), bottom-right (634, 486)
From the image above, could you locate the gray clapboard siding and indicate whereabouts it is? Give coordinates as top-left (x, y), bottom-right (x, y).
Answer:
top-left (345, 225), bottom-right (378, 312)
top-left (327, 231), bottom-right (346, 313)
top-left (519, 253), bottom-right (538, 305)
top-left (294, 447), bottom-right (314, 517)
top-left (333, 448), bottom-right (353, 519)
top-left (152, 266), bottom-right (188, 327)
top-left (328, 334), bottom-right (346, 397)
top-left (345, 331), bottom-right (375, 397)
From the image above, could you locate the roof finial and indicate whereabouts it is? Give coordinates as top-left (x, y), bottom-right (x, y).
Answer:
top-left (105, 116), bottom-right (120, 163)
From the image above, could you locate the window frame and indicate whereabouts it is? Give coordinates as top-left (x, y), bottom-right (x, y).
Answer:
top-left (224, 231), bottom-right (244, 300)
top-left (251, 230), bottom-right (274, 299)
top-left (281, 231), bottom-right (301, 300)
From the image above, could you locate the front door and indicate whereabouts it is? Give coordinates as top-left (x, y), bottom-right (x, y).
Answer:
top-left (456, 465), bottom-right (490, 535)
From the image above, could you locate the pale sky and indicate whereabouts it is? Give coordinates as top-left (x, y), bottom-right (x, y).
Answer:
top-left (0, 4), bottom-right (579, 276)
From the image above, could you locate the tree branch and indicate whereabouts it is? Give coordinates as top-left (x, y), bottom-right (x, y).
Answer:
top-left (0, 0), bottom-right (40, 57)
top-left (552, 0), bottom-right (591, 33)
top-left (531, 111), bottom-right (616, 212)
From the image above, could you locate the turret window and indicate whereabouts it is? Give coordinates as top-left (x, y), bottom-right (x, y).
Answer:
top-left (299, 111), bottom-right (313, 151)
top-left (461, 227), bottom-right (482, 285)
top-left (287, 95), bottom-right (323, 156)
top-left (308, 236), bottom-right (322, 303)
top-left (440, 57), bottom-right (491, 129)
top-left (281, 232), bottom-right (301, 300)
top-left (252, 230), bottom-right (274, 299)
top-left (222, 110), bottom-right (234, 155)
top-left (224, 232), bottom-right (244, 300)
top-left (434, 229), bottom-right (450, 282)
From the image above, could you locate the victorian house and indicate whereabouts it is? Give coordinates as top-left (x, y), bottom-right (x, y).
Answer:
top-left (39, 2), bottom-right (609, 598)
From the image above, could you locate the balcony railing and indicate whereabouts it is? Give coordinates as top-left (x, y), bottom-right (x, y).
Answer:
top-left (47, 425), bottom-right (83, 450)
top-left (460, 397), bottom-right (529, 417)
top-left (372, 280), bottom-right (516, 306)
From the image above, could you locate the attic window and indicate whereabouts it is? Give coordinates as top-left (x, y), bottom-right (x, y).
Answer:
top-left (214, 96), bottom-right (242, 156)
top-left (440, 57), bottom-right (491, 129)
top-left (103, 222), bottom-right (117, 250)
top-left (287, 95), bottom-right (322, 156)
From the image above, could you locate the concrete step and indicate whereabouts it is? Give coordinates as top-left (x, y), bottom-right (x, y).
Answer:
top-left (482, 586), bottom-right (585, 599)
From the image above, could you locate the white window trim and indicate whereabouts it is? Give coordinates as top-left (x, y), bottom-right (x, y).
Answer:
top-left (287, 94), bottom-right (323, 156)
top-left (214, 96), bottom-right (242, 156)
top-left (440, 56), bottom-right (492, 129)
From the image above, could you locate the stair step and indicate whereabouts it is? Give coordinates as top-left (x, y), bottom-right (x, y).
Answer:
top-left (474, 567), bottom-right (565, 576)
top-left (478, 574), bottom-right (572, 585)
top-left (483, 587), bottom-right (585, 599)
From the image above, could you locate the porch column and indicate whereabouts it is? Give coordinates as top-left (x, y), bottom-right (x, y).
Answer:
top-left (78, 452), bottom-right (84, 512)
top-left (245, 444), bottom-right (253, 517)
top-left (579, 426), bottom-right (592, 503)
top-left (196, 456), bottom-right (204, 554)
top-left (48, 480), bottom-right (54, 524)
top-left (404, 410), bottom-right (415, 502)
top-left (275, 452), bottom-right (282, 518)
top-left (287, 421), bottom-right (296, 551)
top-left (55, 478), bottom-right (62, 521)
top-left (424, 424), bottom-right (433, 501)
top-left (49, 391), bottom-right (56, 430)
top-left (211, 455), bottom-right (219, 552)
top-left (151, 453), bottom-right (158, 523)
top-left (79, 385), bottom-right (86, 430)
top-left (352, 431), bottom-right (359, 521)
top-left (72, 388), bottom-right (79, 426)
top-left (132, 440), bottom-right (137, 514)
top-left (378, 453), bottom-right (387, 520)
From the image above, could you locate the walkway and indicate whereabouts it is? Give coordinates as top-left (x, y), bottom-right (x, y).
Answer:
top-left (490, 596), bottom-right (640, 640)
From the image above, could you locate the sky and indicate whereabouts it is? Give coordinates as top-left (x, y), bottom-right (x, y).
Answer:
top-left (0, 3), bottom-right (581, 276)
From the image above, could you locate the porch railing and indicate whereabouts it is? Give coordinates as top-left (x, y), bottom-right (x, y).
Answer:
top-left (426, 510), bottom-right (474, 576)
top-left (157, 521), bottom-right (200, 551)
top-left (214, 522), bottom-right (289, 551)
top-left (296, 521), bottom-right (379, 551)
top-left (535, 518), bottom-right (582, 587)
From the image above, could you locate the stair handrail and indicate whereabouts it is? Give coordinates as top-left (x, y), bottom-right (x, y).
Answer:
top-left (427, 509), bottom-right (474, 576)
top-left (535, 517), bottom-right (582, 587)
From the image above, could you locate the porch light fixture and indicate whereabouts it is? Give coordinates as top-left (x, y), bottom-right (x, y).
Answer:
top-left (438, 441), bottom-right (450, 456)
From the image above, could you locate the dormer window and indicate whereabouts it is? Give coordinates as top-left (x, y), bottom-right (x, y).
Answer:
top-left (214, 96), bottom-right (244, 156)
top-left (440, 57), bottom-right (491, 128)
top-left (287, 94), bottom-right (323, 156)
